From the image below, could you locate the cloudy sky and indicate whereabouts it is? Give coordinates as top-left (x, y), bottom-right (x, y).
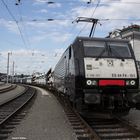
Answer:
top-left (0, 0), bottom-right (140, 75)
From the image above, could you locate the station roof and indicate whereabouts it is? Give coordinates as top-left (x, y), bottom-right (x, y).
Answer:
top-left (121, 25), bottom-right (140, 33)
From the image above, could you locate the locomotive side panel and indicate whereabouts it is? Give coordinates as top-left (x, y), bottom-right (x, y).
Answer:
top-left (53, 46), bottom-right (76, 98)
top-left (54, 53), bottom-right (67, 93)
top-left (64, 46), bottom-right (76, 101)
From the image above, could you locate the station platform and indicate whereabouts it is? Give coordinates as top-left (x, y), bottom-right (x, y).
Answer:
top-left (8, 86), bottom-right (77, 140)
top-left (0, 85), bottom-right (25, 105)
top-left (0, 83), bottom-right (12, 90)
top-left (0, 82), bottom-right (6, 86)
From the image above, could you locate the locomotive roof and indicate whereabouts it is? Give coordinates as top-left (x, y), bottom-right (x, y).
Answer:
top-left (72, 36), bottom-right (129, 44)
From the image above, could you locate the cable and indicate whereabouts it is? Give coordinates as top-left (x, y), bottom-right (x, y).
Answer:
top-left (103, 18), bottom-right (140, 21)
top-left (76, 0), bottom-right (100, 36)
top-left (16, 2), bottom-right (31, 48)
top-left (4, 18), bottom-right (140, 22)
top-left (45, 1), bottom-right (140, 5)
top-left (103, 1), bottom-right (140, 5)
top-left (91, 0), bottom-right (100, 18)
top-left (1, 0), bottom-right (17, 22)
top-left (1, 0), bottom-right (28, 49)
top-left (45, 0), bottom-right (93, 4)
top-left (54, 2), bottom-right (92, 48)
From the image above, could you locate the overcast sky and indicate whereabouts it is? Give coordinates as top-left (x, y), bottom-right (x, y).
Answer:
top-left (0, 0), bottom-right (140, 75)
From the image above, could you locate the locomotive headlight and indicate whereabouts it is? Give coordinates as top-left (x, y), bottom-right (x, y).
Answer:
top-left (126, 80), bottom-right (136, 86)
top-left (130, 80), bottom-right (136, 85)
top-left (86, 80), bottom-right (97, 86)
top-left (92, 80), bottom-right (97, 85)
top-left (86, 80), bottom-right (92, 85)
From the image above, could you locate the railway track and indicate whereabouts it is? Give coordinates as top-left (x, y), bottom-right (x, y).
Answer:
top-left (53, 92), bottom-right (140, 140)
top-left (54, 92), bottom-right (100, 140)
top-left (84, 114), bottom-right (140, 140)
top-left (0, 86), bottom-right (36, 139)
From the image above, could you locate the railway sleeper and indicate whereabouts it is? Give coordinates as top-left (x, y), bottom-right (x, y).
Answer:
top-left (76, 134), bottom-right (92, 140)
top-left (95, 128), bottom-right (128, 133)
top-left (100, 133), bottom-right (137, 139)
top-left (0, 134), bottom-right (8, 139)
top-left (73, 126), bottom-right (86, 130)
top-left (92, 124), bottom-right (121, 128)
top-left (74, 129), bottom-right (86, 133)
top-left (0, 129), bottom-right (12, 134)
top-left (69, 120), bottom-right (82, 123)
top-left (71, 123), bottom-right (85, 126)
top-left (89, 122), bottom-right (118, 125)
top-left (99, 131), bottom-right (135, 136)
top-left (2, 125), bottom-right (15, 129)
top-left (75, 131), bottom-right (90, 135)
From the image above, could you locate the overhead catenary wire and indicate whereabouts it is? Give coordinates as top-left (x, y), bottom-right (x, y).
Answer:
top-left (14, 0), bottom-right (140, 5)
top-left (12, 18), bottom-right (140, 22)
top-left (45, 1), bottom-right (140, 5)
top-left (4, 18), bottom-right (140, 22)
top-left (16, 2), bottom-right (31, 49)
top-left (75, 0), bottom-right (101, 37)
top-left (1, 0), bottom-right (28, 49)
top-left (2, 0), bottom-right (139, 43)
top-left (48, 1), bottom-right (93, 50)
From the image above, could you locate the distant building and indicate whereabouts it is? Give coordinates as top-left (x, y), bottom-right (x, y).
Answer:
top-left (0, 73), bottom-right (6, 82)
top-left (108, 24), bottom-right (140, 68)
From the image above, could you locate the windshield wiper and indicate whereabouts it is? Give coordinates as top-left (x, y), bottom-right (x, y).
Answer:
top-left (95, 48), bottom-right (106, 61)
top-left (109, 46), bottom-right (125, 61)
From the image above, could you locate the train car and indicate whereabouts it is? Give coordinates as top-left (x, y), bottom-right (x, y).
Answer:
top-left (46, 68), bottom-right (54, 90)
top-left (53, 36), bottom-right (140, 113)
top-left (30, 72), bottom-right (46, 85)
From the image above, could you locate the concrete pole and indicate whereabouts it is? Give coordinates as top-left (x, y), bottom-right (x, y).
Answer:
top-left (6, 52), bottom-right (10, 84)
top-left (12, 61), bottom-right (15, 83)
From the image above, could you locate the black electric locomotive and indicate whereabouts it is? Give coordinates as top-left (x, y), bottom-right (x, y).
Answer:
top-left (53, 37), bottom-right (140, 113)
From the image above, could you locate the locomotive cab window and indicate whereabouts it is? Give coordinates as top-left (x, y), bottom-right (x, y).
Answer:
top-left (83, 41), bottom-right (107, 57)
top-left (108, 43), bottom-right (132, 58)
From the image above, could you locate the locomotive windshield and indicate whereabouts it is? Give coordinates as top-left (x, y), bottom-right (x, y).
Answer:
top-left (109, 43), bottom-right (131, 58)
top-left (83, 41), bottom-right (132, 58)
top-left (84, 41), bottom-right (107, 57)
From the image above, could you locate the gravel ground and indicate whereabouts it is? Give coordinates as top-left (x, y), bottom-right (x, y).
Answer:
top-left (123, 109), bottom-right (140, 129)
top-left (8, 87), bottom-right (77, 140)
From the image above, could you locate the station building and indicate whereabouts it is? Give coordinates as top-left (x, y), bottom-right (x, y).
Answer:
top-left (107, 25), bottom-right (140, 69)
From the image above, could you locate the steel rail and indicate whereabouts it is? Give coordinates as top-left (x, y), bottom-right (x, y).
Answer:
top-left (53, 92), bottom-right (101, 140)
top-left (113, 115), bottom-right (140, 138)
top-left (85, 113), bottom-right (140, 140)
top-left (0, 86), bottom-right (36, 129)
top-left (52, 91), bottom-right (140, 140)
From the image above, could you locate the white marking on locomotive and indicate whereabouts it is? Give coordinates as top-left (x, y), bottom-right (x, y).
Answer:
top-left (84, 58), bottom-right (137, 79)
